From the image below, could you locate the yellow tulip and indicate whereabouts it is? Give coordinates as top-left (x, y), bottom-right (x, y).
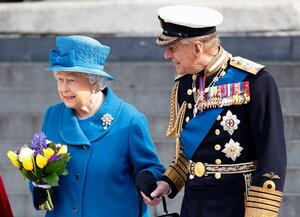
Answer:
top-left (36, 154), bottom-right (48, 169)
top-left (43, 148), bottom-right (54, 159)
top-left (57, 145), bottom-right (68, 155)
top-left (22, 157), bottom-right (33, 171)
top-left (7, 151), bottom-right (20, 168)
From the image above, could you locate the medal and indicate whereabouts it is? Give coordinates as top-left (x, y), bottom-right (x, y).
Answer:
top-left (222, 138), bottom-right (244, 161)
top-left (220, 110), bottom-right (240, 135)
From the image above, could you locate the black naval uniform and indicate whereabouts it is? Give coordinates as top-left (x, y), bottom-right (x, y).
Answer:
top-left (161, 47), bottom-right (287, 217)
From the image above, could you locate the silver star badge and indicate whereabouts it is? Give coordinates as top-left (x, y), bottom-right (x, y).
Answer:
top-left (222, 138), bottom-right (243, 161)
top-left (101, 113), bottom-right (114, 130)
top-left (220, 110), bottom-right (240, 135)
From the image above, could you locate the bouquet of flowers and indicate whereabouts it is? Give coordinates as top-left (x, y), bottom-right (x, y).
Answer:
top-left (7, 132), bottom-right (71, 211)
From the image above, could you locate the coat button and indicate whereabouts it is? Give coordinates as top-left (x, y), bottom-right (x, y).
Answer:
top-left (215, 173), bottom-right (221, 179)
top-left (216, 115), bottom-right (221, 121)
top-left (215, 159), bottom-right (222, 165)
top-left (214, 144), bottom-right (221, 151)
top-left (188, 103), bottom-right (193, 109)
top-left (185, 116), bottom-right (190, 123)
top-left (72, 205), bottom-right (78, 213)
top-left (187, 89), bottom-right (193, 95)
top-left (75, 173), bottom-right (80, 180)
top-left (215, 129), bottom-right (220, 135)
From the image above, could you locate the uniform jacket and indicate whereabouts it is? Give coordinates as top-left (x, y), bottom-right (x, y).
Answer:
top-left (162, 47), bottom-right (287, 216)
top-left (36, 87), bottom-right (165, 217)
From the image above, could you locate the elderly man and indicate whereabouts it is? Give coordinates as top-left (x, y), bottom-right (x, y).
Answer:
top-left (143, 5), bottom-right (287, 217)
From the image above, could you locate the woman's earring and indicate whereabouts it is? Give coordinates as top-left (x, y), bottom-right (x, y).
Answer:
top-left (92, 89), bottom-right (96, 93)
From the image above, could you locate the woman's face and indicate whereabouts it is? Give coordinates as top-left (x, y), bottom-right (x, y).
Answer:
top-left (56, 72), bottom-right (94, 110)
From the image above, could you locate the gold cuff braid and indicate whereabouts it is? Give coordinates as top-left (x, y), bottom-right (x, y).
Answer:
top-left (164, 150), bottom-right (188, 193)
top-left (245, 185), bottom-right (283, 217)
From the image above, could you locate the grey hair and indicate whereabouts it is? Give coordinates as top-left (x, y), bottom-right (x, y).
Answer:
top-left (83, 73), bottom-right (106, 90)
top-left (180, 32), bottom-right (221, 51)
top-left (53, 72), bottom-right (107, 90)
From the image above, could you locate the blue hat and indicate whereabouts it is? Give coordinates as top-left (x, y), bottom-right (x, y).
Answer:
top-left (47, 35), bottom-right (114, 80)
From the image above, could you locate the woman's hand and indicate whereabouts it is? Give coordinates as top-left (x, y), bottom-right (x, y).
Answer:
top-left (141, 181), bottom-right (171, 206)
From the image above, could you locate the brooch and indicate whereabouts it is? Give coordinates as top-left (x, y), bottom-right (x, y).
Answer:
top-left (220, 110), bottom-right (240, 135)
top-left (101, 113), bottom-right (114, 130)
top-left (222, 138), bottom-right (243, 161)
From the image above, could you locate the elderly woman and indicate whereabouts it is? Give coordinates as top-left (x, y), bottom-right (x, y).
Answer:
top-left (31, 35), bottom-right (165, 217)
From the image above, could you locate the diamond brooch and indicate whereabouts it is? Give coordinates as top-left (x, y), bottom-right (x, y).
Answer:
top-left (101, 113), bottom-right (114, 130)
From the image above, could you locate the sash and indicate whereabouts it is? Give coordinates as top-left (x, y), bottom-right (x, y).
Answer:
top-left (181, 67), bottom-right (248, 160)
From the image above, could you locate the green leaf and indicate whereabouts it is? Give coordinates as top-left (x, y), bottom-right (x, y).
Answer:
top-left (46, 159), bottom-right (68, 176)
top-left (48, 142), bottom-right (56, 150)
top-left (62, 169), bottom-right (69, 176)
top-left (44, 173), bottom-right (59, 186)
top-left (21, 168), bottom-right (36, 181)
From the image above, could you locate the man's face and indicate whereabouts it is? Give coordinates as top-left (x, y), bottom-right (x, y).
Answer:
top-left (164, 41), bottom-right (199, 75)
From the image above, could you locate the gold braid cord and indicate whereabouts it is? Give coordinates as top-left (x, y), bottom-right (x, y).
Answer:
top-left (174, 101), bottom-right (187, 163)
top-left (166, 81), bottom-right (187, 162)
top-left (163, 81), bottom-right (189, 195)
top-left (245, 185), bottom-right (283, 217)
top-left (166, 82), bottom-right (179, 137)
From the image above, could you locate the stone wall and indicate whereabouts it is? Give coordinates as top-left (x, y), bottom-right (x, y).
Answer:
top-left (0, 1), bottom-right (299, 216)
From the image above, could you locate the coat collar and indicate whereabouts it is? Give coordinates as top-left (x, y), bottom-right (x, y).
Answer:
top-left (59, 87), bottom-right (124, 146)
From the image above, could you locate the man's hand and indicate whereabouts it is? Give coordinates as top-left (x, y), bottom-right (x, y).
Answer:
top-left (141, 181), bottom-right (171, 206)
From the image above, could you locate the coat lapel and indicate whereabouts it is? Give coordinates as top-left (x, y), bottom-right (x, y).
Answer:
top-left (59, 87), bottom-right (123, 145)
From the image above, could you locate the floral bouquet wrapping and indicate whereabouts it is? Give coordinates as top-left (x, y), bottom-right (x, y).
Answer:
top-left (7, 132), bottom-right (71, 211)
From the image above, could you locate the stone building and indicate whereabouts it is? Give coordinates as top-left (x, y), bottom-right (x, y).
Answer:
top-left (0, 0), bottom-right (299, 216)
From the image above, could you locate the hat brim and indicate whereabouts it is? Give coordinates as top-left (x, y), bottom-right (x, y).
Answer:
top-left (47, 66), bottom-right (114, 80)
top-left (155, 34), bottom-right (183, 47)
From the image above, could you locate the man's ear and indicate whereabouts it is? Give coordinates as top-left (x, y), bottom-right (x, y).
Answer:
top-left (194, 41), bottom-right (204, 55)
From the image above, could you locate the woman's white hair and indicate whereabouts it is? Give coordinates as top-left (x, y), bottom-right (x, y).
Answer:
top-left (83, 73), bottom-right (106, 90)
top-left (53, 72), bottom-right (107, 90)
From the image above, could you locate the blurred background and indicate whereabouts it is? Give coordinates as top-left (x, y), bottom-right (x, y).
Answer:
top-left (0, 0), bottom-right (299, 216)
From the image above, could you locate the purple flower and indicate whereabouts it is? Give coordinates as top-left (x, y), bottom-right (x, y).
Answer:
top-left (48, 154), bottom-right (62, 163)
top-left (34, 149), bottom-right (43, 157)
top-left (15, 147), bottom-right (21, 154)
top-left (32, 132), bottom-right (47, 150)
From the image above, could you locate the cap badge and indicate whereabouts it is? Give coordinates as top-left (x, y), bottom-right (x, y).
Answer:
top-left (101, 113), bottom-right (114, 130)
top-left (222, 138), bottom-right (243, 161)
top-left (220, 110), bottom-right (240, 135)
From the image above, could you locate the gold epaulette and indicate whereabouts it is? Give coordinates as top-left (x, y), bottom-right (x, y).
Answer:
top-left (164, 149), bottom-right (189, 194)
top-left (245, 181), bottom-right (283, 217)
top-left (230, 56), bottom-right (265, 75)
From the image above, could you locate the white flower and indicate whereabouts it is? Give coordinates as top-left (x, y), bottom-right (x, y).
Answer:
top-left (18, 147), bottom-right (34, 162)
top-left (222, 139), bottom-right (243, 162)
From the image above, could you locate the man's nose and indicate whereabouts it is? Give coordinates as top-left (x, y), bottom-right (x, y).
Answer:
top-left (164, 48), bottom-right (172, 60)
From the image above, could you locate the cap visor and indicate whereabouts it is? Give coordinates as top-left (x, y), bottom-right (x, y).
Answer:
top-left (155, 34), bottom-right (182, 47)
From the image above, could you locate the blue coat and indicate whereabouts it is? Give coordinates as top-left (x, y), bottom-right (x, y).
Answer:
top-left (38, 87), bottom-right (165, 217)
